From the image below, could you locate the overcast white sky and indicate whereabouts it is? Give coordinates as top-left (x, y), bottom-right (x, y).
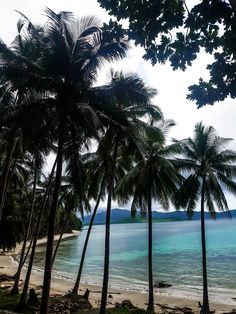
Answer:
top-left (1, 0), bottom-right (236, 210)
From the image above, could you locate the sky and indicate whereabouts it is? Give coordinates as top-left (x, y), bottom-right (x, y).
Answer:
top-left (1, 0), bottom-right (236, 210)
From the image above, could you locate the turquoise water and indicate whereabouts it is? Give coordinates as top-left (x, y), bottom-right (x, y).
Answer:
top-left (34, 219), bottom-right (236, 303)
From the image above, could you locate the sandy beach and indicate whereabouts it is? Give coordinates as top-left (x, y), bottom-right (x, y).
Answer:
top-left (0, 232), bottom-right (236, 313)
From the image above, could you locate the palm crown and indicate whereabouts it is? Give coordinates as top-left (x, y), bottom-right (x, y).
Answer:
top-left (175, 122), bottom-right (236, 216)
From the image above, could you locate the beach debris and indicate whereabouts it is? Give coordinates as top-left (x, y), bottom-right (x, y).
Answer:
top-left (182, 306), bottom-right (194, 314)
top-left (156, 303), bottom-right (194, 313)
top-left (175, 305), bottom-right (194, 314)
top-left (83, 288), bottom-right (90, 300)
top-left (198, 302), bottom-right (215, 314)
top-left (154, 281), bottom-right (172, 288)
top-left (48, 294), bottom-right (92, 313)
top-left (108, 294), bottom-right (113, 299)
top-left (115, 299), bottom-right (136, 309)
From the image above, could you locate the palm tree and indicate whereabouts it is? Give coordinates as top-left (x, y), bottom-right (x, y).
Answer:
top-left (17, 158), bottom-right (57, 306)
top-left (175, 122), bottom-right (236, 314)
top-left (0, 19), bottom-right (48, 220)
top-left (71, 152), bottom-right (106, 295)
top-left (11, 101), bottom-right (53, 295)
top-left (0, 154), bottom-right (30, 251)
top-left (11, 154), bottom-right (39, 295)
top-left (96, 72), bottom-right (163, 314)
top-left (33, 10), bottom-right (131, 313)
top-left (71, 71), bottom-right (159, 298)
top-left (116, 120), bottom-right (182, 312)
top-left (51, 169), bottom-right (89, 267)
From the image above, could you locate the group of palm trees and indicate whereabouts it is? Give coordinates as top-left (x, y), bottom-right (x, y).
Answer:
top-left (1, 8), bottom-right (236, 314)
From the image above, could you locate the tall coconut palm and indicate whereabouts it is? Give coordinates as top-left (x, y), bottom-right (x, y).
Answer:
top-left (72, 71), bottom-right (160, 299)
top-left (116, 119), bottom-right (182, 312)
top-left (175, 122), bottom-right (236, 314)
top-left (33, 9), bottom-right (131, 313)
top-left (97, 73), bottom-right (164, 314)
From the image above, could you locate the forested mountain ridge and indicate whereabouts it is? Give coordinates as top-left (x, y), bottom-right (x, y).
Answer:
top-left (83, 208), bottom-right (236, 225)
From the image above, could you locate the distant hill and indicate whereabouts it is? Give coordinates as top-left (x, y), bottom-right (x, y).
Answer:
top-left (83, 208), bottom-right (236, 225)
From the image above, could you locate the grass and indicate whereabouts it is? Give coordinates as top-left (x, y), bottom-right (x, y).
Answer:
top-left (0, 288), bottom-right (35, 313)
top-left (0, 289), bottom-right (19, 311)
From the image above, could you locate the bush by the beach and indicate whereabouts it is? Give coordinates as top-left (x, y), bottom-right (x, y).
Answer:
top-left (0, 289), bottom-right (19, 312)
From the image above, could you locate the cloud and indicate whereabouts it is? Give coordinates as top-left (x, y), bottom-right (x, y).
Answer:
top-left (2, 0), bottom-right (236, 210)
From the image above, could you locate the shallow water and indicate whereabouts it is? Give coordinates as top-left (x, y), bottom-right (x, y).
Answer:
top-left (34, 219), bottom-right (236, 304)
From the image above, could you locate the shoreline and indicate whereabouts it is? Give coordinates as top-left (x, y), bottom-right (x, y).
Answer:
top-left (1, 232), bottom-right (236, 313)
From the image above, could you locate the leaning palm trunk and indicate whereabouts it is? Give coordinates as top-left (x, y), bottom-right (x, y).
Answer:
top-left (0, 128), bottom-right (16, 220)
top-left (72, 185), bottom-right (103, 294)
top-left (100, 142), bottom-right (118, 314)
top-left (12, 233), bottom-right (33, 281)
top-left (40, 124), bottom-right (64, 314)
top-left (200, 176), bottom-right (210, 313)
top-left (51, 211), bottom-right (70, 266)
top-left (11, 159), bottom-right (38, 295)
top-left (18, 158), bottom-right (57, 306)
top-left (22, 237), bottom-right (33, 267)
top-left (99, 178), bottom-right (113, 314)
top-left (147, 189), bottom-right (154, 312)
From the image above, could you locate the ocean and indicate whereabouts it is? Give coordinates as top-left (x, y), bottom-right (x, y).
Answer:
top-left (34, 219), bottom-right (236, 305)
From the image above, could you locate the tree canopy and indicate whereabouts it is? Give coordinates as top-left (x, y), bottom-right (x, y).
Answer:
top-left (98, 0), bottom-right (236, 107)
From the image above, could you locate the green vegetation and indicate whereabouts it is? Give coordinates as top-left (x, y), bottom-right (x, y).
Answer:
top-left (0, 287), bottom-right (146, 314)
top-left (116, 217), bottom-right (181, 224)
top-left (0, 289), bottom-right (20, 311)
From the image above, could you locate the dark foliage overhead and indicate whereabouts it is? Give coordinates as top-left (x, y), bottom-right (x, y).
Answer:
top-left (98, 0), bottom-right (236, 107)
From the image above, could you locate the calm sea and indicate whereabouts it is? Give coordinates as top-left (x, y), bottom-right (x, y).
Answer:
top-left (34, 219), bottom-right (236, 304)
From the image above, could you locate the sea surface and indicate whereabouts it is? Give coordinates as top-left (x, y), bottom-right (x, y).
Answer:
top-left (34, 219), bottom-right (236, 304)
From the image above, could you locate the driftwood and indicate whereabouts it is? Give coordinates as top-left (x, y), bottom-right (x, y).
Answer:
top-left (115, 299), bottom-right (136, 309)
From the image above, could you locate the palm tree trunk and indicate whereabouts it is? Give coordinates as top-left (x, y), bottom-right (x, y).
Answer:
top-left (0, 128), bottom-right (16, 220)
top-left (11, 158), bottom-right (38, 295)
top-left (99, 179), bottom-right (112, 314)
top-left (100, 141), bottom-right (118, 314)
top-left (12, 233), bottom-right (33, 281)
top-left (18, 158), bottom-right (57, 306)
top-left (22, 236), bottom-right (33, 267)
top-left (147, 189), bottom-right (154, 312)
top-left (2, 155), bottom-right (18, 207)
top-left (72, 184), bottom-right (103, 294)
top-left (40, 125), bottom-right (64, 314)
top-left (200, 176), bottom-right (210, 314)
top-left (51, 211), bottom-right (70, 266)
